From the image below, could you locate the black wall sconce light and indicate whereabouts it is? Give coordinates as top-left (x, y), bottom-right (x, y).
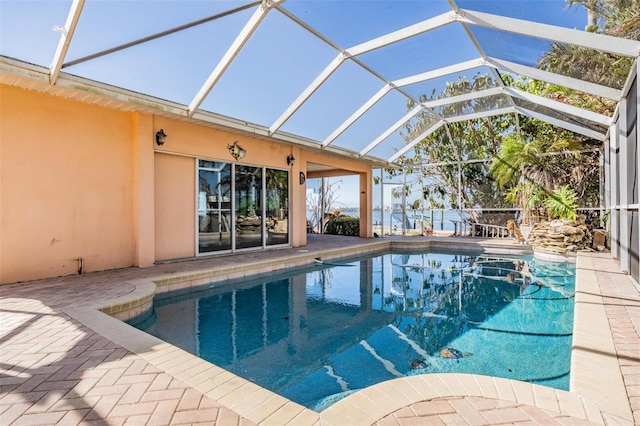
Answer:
top-left (227, 140), bottom-right (246, 161)
top-left (287, 154), bottom-right (295, 166)
top-left (155, 129), bottom-right (167, 146)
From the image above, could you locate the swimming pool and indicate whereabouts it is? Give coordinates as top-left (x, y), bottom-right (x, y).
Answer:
top-left (138, 251), bottom-right (575, 411)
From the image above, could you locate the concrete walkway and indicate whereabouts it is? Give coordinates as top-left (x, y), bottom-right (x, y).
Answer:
top-left (1, 235), bottom-right (638, 425)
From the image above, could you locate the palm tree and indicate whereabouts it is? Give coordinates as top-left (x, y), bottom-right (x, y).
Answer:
top-left (489, 117), bottom-right (600, 222)
top-left (539, 0), bottom-right (639, 108)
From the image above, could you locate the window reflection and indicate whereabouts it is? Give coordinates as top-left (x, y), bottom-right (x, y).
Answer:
top-left (198, 161), bottom-right (289, 252)
top-left (235, 165), bottom-right (263, 249)
top-left (266, 169), bottom-right (289, 246)
top-left (198, 161), bottom-right (231, 253)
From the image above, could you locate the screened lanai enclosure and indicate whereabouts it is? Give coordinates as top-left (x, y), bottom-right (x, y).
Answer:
top-left (1, 0), bottom-right (639, 281)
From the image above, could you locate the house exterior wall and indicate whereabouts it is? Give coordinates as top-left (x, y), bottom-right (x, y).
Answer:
top-left (305, 151), bottom-right (373, 239)
top-left (151, 116), bottom-right (307, 260)
top-left (0, 84), bottom-right (374, 284)
top-left (154, 153), bottom-right (196, 260)
top-left (1, 85), bottom-right (135, 283)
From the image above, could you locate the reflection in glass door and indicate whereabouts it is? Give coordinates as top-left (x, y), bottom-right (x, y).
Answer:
top-left (198, 160), bottom-right (231, 253)
top-left (197, 161), bottom-right (290, 253)
top-left (266, 169), bottom-right (289, 246)
top-left (235, 166), bottom-right (263, 249)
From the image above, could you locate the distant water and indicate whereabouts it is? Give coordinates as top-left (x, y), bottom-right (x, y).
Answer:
top-left (307, 209), bottom-right (466, 232)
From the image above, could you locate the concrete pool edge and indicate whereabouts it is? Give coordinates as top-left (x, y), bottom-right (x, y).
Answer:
top-left (149, 237), bottom-right (533, 298)
top-left (321, 374), bottom-right (609, 425)
top-left (62, 242), bottom-right (628, 424)
top-left (571, 253), bottom-right (633, 422)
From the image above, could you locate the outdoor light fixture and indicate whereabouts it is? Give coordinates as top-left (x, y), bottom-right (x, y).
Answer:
top-left (227, 140), bottom-right (246, 160)
top-left (287, 154), bottom-right (295, 166)
top-left (155, 129), bottom-right (167, 146)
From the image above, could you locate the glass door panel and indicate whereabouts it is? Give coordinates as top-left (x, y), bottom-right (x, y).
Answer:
top-left (198, 160), bottom-right (232, 253)
top-left (235, 165), bottom-right (263, 249)
top-left (266, 169), bottom-right (289, 246)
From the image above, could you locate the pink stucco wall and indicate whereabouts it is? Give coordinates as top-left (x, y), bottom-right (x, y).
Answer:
top-left (0, 84), bottom-right (373, 284)
top-left (154, 153), bottom-right (195, 260)
top-left (1, 86), bottom-right (134, 283)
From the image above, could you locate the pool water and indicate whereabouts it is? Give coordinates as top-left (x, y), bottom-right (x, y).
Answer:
top-left (139, 251), bottom-right (575, 411)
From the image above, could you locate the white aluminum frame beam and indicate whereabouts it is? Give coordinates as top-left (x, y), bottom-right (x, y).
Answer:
top-left (322, 59), bottom-right (486, 148)
top-left (392, 58), bottom-right (484, 88)
top-left (448, 0), bottom-right (520, 115)
top-left (457, 9), bottom-right (640, 58)
top-left (317, 52), bottom-right (612, 153)
top-left (347, 12), bottom-right (453, 57)
top-left (359, 105), bottom-right (425, 156)
top-left (386, 99), bottom-right (606, 163)
top-left (485, 57), bottom-right (622, 101)
top-left (63, 2), bottom-right (260, 69)
top-left (50, 0), bottom-right (85, 84)
top-left (504, 87), bottom-right (612, 127)
top-left (188, 0), bottom-right (283, 117)
top-left (269, 52), bottom-right (345, 135)
top-left (357, 89), bottom-right (510, 161)
top-left (272, 12), bottom-right (454, 137)
top-left (515, 106), bottom-right (607, 141)
top-left (322, 83), bottom-right (393, 147)
top-left (445, 107), bottom-right (514, 123)
top-left (423, 87), bottom-right (503, 109)
top-left (388, 120), bottom-right (445, 163)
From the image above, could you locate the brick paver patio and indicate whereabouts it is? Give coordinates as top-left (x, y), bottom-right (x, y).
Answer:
top-left (1, 235), bottom-right (638, 425)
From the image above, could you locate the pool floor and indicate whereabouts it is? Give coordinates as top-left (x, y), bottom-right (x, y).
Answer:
top-left (142, 251), bottom-right (576, 411)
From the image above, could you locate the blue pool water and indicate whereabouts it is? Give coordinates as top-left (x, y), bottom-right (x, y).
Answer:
top-left (139, 251), bottom-right (575, 411)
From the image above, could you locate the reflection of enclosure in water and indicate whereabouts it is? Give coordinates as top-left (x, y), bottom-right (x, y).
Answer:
top-left (384, 254), bottom-right (469, 314)
top-left (143, 252), bottom-right (575, 411)
top-left (380, 254), bottom-right (575, 356)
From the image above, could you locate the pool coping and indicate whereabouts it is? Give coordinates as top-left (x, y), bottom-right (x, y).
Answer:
top-left (571, 253), bottom-right (633, 421)
top-left (62, 240), bottom-right (631, 425)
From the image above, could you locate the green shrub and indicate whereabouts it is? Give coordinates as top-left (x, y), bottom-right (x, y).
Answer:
top-left (325, 216), bottom-right (360, 236)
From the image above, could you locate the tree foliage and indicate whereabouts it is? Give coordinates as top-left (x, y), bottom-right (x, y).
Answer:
top-left (306, 178), bottom-right (342, 232)
top-left (538, 0), bottom-right (639, 115)
top-left (387, 0), bottom-right (635, 222)
top-left (396, 73), bottom-right (515, 214)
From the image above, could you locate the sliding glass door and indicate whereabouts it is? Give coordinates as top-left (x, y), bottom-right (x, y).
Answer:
top-left (197, 160), bottom-right (289, 254)
top-left (198, 160), bottom-right (232, 253)
top-left (266, 169), bottom-right (289, 246)
top-left (235, 165), bottom-right (263, 249)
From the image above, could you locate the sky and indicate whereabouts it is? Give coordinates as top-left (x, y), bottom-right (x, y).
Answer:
top-left (0, 0), bottom-right (588, 208)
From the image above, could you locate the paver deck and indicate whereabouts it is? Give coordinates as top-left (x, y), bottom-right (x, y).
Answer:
top-left (1, 235), bottom-right (638, 425)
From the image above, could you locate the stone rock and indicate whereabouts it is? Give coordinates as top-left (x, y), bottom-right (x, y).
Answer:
top-left (558, 225), bottom-right (581, 235)
top-left (528, 219), bottom-right (593, 255)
